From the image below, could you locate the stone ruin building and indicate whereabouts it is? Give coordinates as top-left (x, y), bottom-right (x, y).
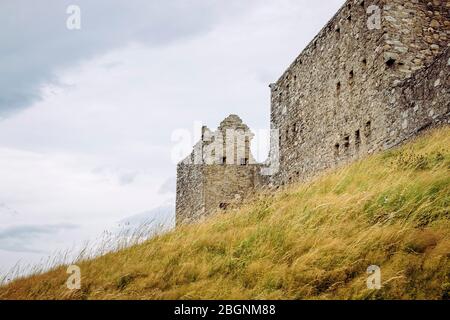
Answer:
top-left (176, 115), bottom-right (268, 224)
top-left (176, 0), bottom-right (450, 225)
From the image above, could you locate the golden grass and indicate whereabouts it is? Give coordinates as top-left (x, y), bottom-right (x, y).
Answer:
top-left (1, 127), bottom-right (449, 300)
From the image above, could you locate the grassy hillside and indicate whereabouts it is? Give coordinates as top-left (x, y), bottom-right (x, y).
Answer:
top-left (1, 127), bottom-right (449, 300)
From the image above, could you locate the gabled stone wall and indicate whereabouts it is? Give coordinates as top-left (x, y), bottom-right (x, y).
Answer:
top-left (176, 115), bottom-right (265, 225)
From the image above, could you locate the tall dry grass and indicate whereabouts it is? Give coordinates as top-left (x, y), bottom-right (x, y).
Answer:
top-left (0, 218), bottom-right (171, 286)
top-left (0, 127), bottom-right (449, 300)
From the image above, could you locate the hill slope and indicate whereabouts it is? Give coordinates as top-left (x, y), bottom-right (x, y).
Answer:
top-left (1, 127), bottom-right (449, 300)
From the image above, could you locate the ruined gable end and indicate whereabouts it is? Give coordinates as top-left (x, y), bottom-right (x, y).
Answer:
top-left (176, 115), bottom-right (266, 225)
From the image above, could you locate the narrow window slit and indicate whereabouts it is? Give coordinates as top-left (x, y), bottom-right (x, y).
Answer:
top-left (240, 158), bottom-right (248, 166)
top-left (334, 143), bottom-right (340, 157)
top-left (365, 121), bottom-right (372, 137)
top-left (355, 130), bottom-right (361, 150)
top-left (344, 136), bottom-right (350, 150)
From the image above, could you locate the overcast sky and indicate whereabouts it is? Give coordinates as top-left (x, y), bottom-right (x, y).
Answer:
top-left (0, 0), bottom-right (345, 276)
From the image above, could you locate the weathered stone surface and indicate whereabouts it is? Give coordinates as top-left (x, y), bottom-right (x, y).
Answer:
top-left (176, 0), bottom-right (450, 225)
top-left (176, 115), bottom-right (267, 225)
top-left (268, 0), bottom-right (449, 186)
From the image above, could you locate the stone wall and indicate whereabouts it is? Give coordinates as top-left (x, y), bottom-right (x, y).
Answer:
top-left (203, 164), bottom-right (265, 219)
top-left (268, 0), bottom-right (450, 186)
top-left (176, 163), bottom-right (265, 225)
top-left (384, 47), bottom-right (450, 145)
top-left (383, 0), bottom-right (450, 84)
top-left (176, 164), bottom-right (205, 225)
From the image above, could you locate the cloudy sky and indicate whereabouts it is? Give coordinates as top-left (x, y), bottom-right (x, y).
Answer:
top-left (0, 0), bottom-right (345, 276)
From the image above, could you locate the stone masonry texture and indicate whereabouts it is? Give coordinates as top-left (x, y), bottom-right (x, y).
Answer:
top-left (176, 115), bottom-right (267, 225)
top-left (176, 0), bottom-right (450, 225)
